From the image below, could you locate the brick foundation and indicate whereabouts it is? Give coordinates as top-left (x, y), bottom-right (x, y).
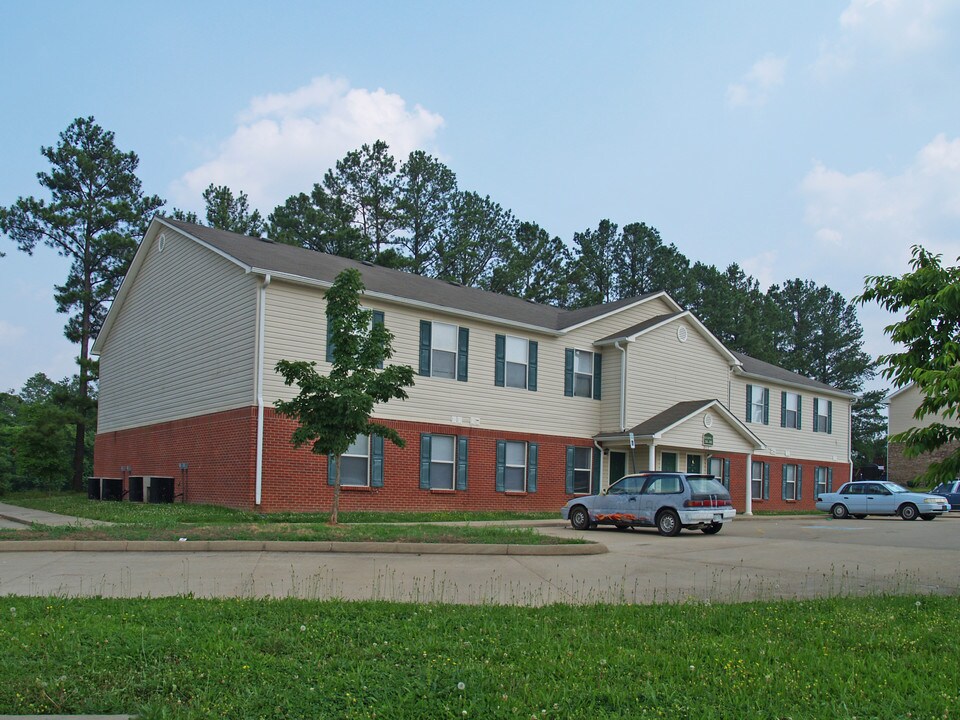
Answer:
top-left (95, 408), bottom-right (850, 513)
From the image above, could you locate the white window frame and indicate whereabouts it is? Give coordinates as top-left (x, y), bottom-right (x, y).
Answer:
top-left (784, 392), bottom-right (800, 429)
top-left (751, 460), bottom-right (763, 500)
top-left (708, 457), bottom-right (723, 479)
top-left (504, 440), bottom-right (527, 492)
top-left (505, 336), bottom-right (528, 389)
top-left (815, 466), bottom-right (828, 495)
top-left (431, 322), bottom-right (458, 380)
top-left (749, 384), bottom-right (766, 424)
top-left (815, 400), bottom-right (829, 433)
top-left (573, 447), bottom-right (592, 495)
top-left (573, 349), bottom-right (593, 398)
top-left (783, 464), bottom-right (798, 500)
top-left (340, 435), bottom-right (371, 487)
top-left (429, 434), bottom-right (456, 490)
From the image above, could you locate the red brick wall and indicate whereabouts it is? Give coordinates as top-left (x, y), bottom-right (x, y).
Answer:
top-left (748, 458), bottom-right (851, 512)
top-left (95, 407), bottom-right (851, 514)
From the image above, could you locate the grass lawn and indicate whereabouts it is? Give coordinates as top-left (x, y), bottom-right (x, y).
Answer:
top-left (1, 594), bottom-right (955, 719)
top-left (0, 492), bottom-right (572, 545)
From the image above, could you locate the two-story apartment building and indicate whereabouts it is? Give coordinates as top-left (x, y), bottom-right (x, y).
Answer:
top-left (91, 217), bottom-right (854, 513)
top-left (886, 384), bottom-right (960, 484)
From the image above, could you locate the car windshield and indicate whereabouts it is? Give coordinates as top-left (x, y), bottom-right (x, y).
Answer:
top-left (687, 478), bottom-right (730, 496)
top-left (879, 482), bottom-right (909, 494)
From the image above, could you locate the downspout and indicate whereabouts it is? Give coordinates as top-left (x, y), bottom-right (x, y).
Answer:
top-left (255, 273), bottom-right (271, 507)
top-left (593, 440), bottom-right (605, 492)
top-left (614, 341), bottom-right (627, 432)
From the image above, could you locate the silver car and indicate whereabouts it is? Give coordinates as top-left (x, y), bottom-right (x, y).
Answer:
top-left (561, 473), bottom-right (736, 536)
top-left (815, 481), bottom-right (951, 520)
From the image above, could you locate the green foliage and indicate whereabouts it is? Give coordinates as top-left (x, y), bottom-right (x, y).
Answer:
top-left (268, 183), bottom-right (369, 258)
top-left (438, 191), bottom-right (517, 288)
top-left (274, 268), bottom-right (415, 522)
top-left (858, 246), bottom-right (960, 484)
top-left (852, 389), bottom-right (888, 466)
top-left (201, 183), bottom-right (264, 236)
top-left (489, 221), bottom-right (573, 306)
top-left (0, 596), bottom-right (954, 718)
top-left (0, 116), bottom-right (162, 490)
top-left (395, 150), bottom-right (458, 275)
top-left (571, 219), bottom-right (620, 306)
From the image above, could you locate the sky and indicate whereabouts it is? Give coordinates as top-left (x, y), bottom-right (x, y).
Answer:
top-left (2, 0), bottom-right (959, 394)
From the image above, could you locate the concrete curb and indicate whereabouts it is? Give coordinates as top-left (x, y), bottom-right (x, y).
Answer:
top-left (0, 539), bottom-right (607, 556)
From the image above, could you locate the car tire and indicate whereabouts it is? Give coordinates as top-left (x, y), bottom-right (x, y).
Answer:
top-left (899, 503), bottom-right (919, 521)
top-left (852, 514), bottom-right (867, 519)
top-left (920, 514), bottom-right (937, 521)
top-left (569, 505), bottom-right (591, 531)
top-left (656, 509), bottom-right (681, 537)
top-left (701, 523), bottom-right (722, 535)
top-left (831, 503), bottom-right (849, 520)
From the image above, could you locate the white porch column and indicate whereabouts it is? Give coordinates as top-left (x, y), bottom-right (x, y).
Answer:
top-left (744, 453), bottom-right (753, 516)
top-left (648, 443), bottom-right (656, 471)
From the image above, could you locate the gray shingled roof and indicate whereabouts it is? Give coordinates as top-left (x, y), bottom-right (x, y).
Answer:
top-left (162, 218), bottom-right (654, 333)
top-left (623, 400), bottom-right (717, 436)
top-left (731, 350), bottom-right (850, 396)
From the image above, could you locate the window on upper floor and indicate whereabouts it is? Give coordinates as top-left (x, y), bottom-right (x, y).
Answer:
top-left (495, 335), bottom-right (538, 390)
top-left (419, 321), bottom-right (469, 381)
top-left (781, 392), bottom-right (801, 430)
top-left (746, 384), bottom-right (769, 424)
top-left (813, 398), bottom-right (832, 434)
top-left (564, 348), bottom-right (601, 400)
top-left (326, 310), bottom-right (384, 366)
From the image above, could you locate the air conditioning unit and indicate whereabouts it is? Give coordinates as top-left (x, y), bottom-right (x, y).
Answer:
top-left (144, 476), bottom-right (175, 504)
top-left (128, 476), bottom-right (145, 502)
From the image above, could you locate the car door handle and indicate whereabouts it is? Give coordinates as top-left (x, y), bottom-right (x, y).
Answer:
top-left (628, 497), bottom-right (637, 502)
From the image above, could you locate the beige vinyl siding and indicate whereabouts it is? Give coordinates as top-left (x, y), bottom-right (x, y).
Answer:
top-left (657, 411), bottom-right (755, 454)
top-left (262, 283), bottom-right (678, 438)
top-left (97, 228), bottom-right (258, 433)
top-left (888, 384), bottom-right (959, 434)
top-left (620, 320), bottom-right (731, 433)
top-left (729, 379), bottom-right (851, 463)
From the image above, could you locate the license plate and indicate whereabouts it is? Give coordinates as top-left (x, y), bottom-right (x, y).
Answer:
top-left (713, 514), bottom-right (723, 522)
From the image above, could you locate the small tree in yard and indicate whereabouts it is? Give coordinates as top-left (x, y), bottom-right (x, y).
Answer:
top-left (274, 268), bottom-right (414, 523)
top-left (858, 246), bottom-right (960, 485)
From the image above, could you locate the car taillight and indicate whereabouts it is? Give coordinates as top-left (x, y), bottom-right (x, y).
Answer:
top-left (684, 498), bottom-right (731, 507)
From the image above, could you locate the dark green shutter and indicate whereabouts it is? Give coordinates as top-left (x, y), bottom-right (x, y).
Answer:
top-left (325, 322), bottom-right (335, 363)
top-left (592, 352), bottom-right (602, 400)
top-left (763, 388), bottom-right (770, 425)
top-left (813, 398), bottom-right (819, 433)
top-left (796, 395), bottom-right (802, 430)
top-left (797, 466), bottom-right (803, 500)
top-left (371, 435), bottom-right (384, 488)
top-left (495, 440), bottom-right (506, 492)
top-left (527, 443), bottom-right (538, 493)
top-left (494, 334), bottom-right (505, 386)
top-left (827, 400), bottom-right (833, 434)
top-left (418, 321), bottom-right (431, 376)
top-left (781, 466), bottom-right (788, 501)
top-left (723, 458), bottom-right (731, 489)
top-left (419, 434), bottom-right (432, 490)
top-left (457, 327), bottom-right (469, 382)
top-left (592, 447), bottom-right (601, 494)
top-left (565, 446), bottom-right (575, 494)
top-left (780, 392), bottom-right (787, 428)
top-left (746, 385), bottom-right (753, 421)
top-left (327, 455), bottom-right (336, 486)
top-left (564, 349), bottom-right (574, 396)
top-left (762, 463), bottom-right (770, 500)
top-left (373, 310), bottom-right (385, 369)
top-left (456, 436), bottom-right (468, 491)
top-left (528, 341), bottom-right (538, 391)
top-left (827, 467), bottom-right (833, 492)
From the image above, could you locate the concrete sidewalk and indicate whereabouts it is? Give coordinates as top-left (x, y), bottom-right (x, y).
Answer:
top-left (0, 502), bottom-right (113, 528)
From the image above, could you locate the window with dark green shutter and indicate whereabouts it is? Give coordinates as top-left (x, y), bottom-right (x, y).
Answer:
top-left (419, 434), bottom-right (457, 490)
top-left (328, 434), bottom-right (379, 487)
top-left (782, 392), bottom-right (800, 429)
top-left (566, 348), bottom-right (597, 399)
top-left (421, 321), bottom-right (468, 381)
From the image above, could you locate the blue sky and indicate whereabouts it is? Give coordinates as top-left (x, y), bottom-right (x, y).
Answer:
top-left (2, 0), bottom-right (959, 393)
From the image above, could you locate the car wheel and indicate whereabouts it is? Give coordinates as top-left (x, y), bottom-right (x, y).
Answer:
top-left (852, 514), bottom-right (867, 519)
top-left (569, 505), bottom-right (591, 531)
top-left (656, 510), bottom-right (681, 536)
top-left (701, 523), bottom-right (722, 535)
top-left (831, 503), bottom-right (849, 520)
top-left (899, 503), bottom-right (919, 521)
top-left (920, 514), bottom-right (937, 521)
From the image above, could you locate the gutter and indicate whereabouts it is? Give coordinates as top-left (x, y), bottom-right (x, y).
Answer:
top-left (255, 273), bottom-right (271, 506)
top-left (614, 340), bottom-right (628, 431)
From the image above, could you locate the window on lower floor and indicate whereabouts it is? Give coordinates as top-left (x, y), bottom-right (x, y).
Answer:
top-left (340, 435), bottom-right (370, 486)
top-left (751, 460), bottom-right (767, 500)
top-left (573, 447), bottom-right (592, 494)
top-left (782, 464), bottom-right (801, 500)
top-left (708, 457), bottom-right (731, 488)
top-left (815, 466), bottom-right (832, 495)
top-left (496, 440), bottom-right (538, 493)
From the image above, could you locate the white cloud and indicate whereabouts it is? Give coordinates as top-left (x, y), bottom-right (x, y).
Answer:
top-left (0, 320), bottom-right (25, 347)
top-left (739, 250), bottom-right (777, 291)
top-left (817, 0), bottom-right (954, 74)
top-left (170, 76), bottom-right (445, 213)
top-left (726, 54), bottom-right (786, 108)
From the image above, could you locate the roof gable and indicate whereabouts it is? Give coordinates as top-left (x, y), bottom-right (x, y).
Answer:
top-left (596, 399), bottom-right (763, 448)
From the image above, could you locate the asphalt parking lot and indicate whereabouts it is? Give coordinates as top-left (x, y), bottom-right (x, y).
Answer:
top-left (0, 514), bottom-right (956, 604)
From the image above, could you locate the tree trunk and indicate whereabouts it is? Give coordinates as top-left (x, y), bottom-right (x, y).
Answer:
top-left (331, 454), bottom-right (341, 525)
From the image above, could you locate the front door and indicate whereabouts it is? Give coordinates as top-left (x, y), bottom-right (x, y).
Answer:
top-left (686, 454), bottom-right (702, 473)
top-left (661, 452), bottom-right (677, 472)
top-left (609, 452), bottom-right (626, 484)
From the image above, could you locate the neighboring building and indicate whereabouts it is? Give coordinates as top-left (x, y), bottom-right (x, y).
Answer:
top-left (92, 218), bottom-right (855, 513)
top-left (886, 384), bottom-right (960, 485)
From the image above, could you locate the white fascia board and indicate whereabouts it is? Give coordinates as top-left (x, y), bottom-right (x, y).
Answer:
top-left (734, 368), bottom-right (857, 401)
top-left (250, 268), bottom-right (566, 337)
top-left (657, 400), bottom-right (764, 449)
top-left (884, 383), bottom-right (913, 403)
top-left (560, 291), bottom-right (683, 334)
